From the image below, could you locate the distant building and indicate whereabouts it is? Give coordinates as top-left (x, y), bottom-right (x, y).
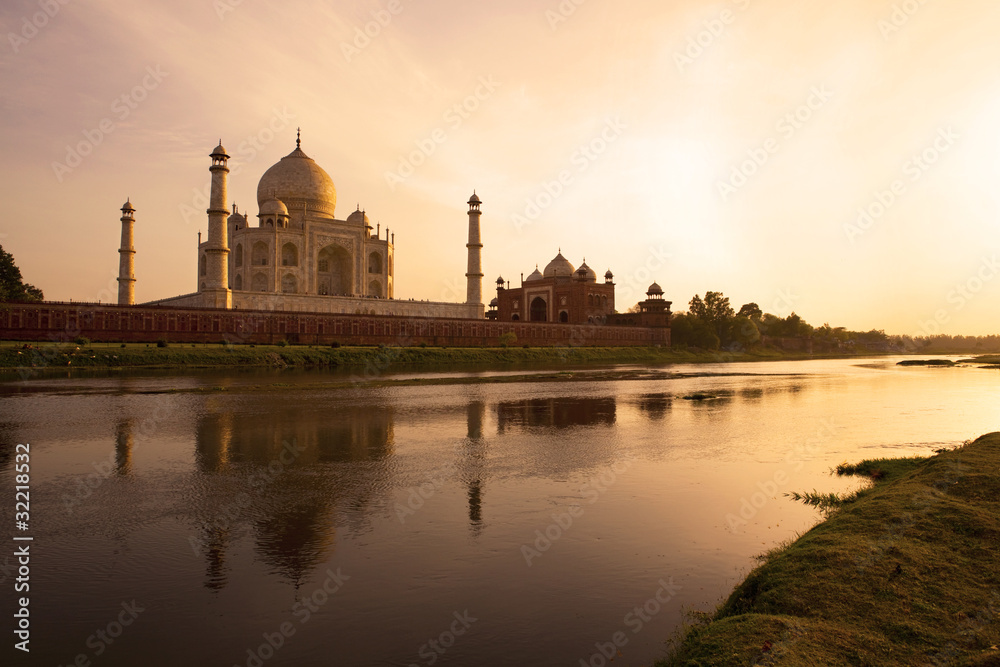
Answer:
top-left (493, 251), bottom-right (616, 324)
top-left (606, 282), bottom-right (672, 329)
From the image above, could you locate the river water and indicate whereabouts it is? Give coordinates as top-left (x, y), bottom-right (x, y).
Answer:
top-left (0, 356), bottom-right (996, 666)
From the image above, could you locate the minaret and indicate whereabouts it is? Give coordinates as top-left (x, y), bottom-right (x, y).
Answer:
top-left (117, 199), bottom-right (136, 305)
top-left (466, 192), bottom-right (483, 307)
top-left (205, 141), bottom-right (232, 308)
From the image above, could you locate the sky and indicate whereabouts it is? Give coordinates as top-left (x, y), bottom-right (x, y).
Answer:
top-left (1, 0), bottom-right (999, 336)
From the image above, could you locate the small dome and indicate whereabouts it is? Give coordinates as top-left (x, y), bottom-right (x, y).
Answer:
top-left (260, 198), bottom-right (288, 217)
top-left (496, 276), bottom-right (505, 285)
top-left (525, 267), bottom-right (544, 282)
top-left (647, 282), bottom-right (663, 295)
top-left (576, 261), bottom-right (597, 283)
top-left (489, 298), bottom-right (499, 307)
top-left (347, 207), bottom-right (371, 227)
top-left (211, 141), bottom-right (229, 158)
top-left (468, 192), bottom-right (481, 204)
top-left (228, 204), bottom-right (246, 223)
top-left (543, 251), bottom-right (575, 278)
top-left (121, 199), bottom-right (135, 212)
top-left (605, 270), bottom-right (614, 280)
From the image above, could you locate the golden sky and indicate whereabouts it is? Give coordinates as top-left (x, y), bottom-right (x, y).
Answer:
top-left (2, 0), bottom-right (999, 335)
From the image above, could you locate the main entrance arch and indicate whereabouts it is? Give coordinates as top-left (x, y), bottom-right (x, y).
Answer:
top-left (317, 245), bottom-right (353, 296)
top-left (530, 297), bottom-right (547, 322)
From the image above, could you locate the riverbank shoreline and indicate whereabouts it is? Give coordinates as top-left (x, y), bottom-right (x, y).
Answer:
top-left (0, 340), bottom-right (901, 373)
top-left (660, 433), bottom-right (1000, 666)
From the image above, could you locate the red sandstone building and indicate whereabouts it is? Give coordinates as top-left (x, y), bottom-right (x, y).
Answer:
top-left (493, 252), bottom-right (616, 324)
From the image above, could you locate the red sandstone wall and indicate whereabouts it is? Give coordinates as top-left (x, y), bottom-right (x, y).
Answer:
top-left (0, 301), bottom-right (670, 347)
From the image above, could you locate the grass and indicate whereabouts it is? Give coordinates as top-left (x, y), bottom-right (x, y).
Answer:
top-left (660, 434), bottom-right (1000, 666)
top-left (0, 340), bottom-right (861, 372)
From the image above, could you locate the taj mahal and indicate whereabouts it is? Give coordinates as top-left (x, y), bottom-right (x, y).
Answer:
top-left (118, 131), bottom-right (484, 320)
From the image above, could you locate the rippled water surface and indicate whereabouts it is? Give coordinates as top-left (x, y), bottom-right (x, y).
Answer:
top-left (0, 357), bottom-right (996, 666)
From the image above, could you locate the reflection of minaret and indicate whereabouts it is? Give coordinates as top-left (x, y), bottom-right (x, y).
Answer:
top-left (195, 406), bottom-right (232, 473)
top-left (114, 419), bottom-right (134, 476)
top-left (465, 402), bottom-right (487, 535)
top-left (202, 525), bottom-right (230, 591)
top-left (193, 407), bottom-right (236, 590)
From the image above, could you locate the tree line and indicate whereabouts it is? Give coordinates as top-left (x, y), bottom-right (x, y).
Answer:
top-left (667, 291), bottom-right (1000, 353)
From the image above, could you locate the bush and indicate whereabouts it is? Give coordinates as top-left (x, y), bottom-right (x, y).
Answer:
top-left (330, 341), bottom-right (341, 348)
top-left (74, 336), bottom-right (90, 345)
top-left (277, 340), bottom-right (288, 347)
top-left (120, 343), bottom-right (126, 348)
top-left (499, 332), bottom-right (517, 347)
top-left (156, 339), bottom-right (169, 348)
top-left (419, 342), bottom-right (427, 348)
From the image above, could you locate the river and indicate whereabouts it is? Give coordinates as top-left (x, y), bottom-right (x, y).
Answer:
top-left (0, 356), bottom-right (996, 666)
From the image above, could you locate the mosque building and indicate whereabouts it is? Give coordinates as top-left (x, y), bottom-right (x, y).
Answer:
top-left (124, 131), bottom-right (483, 320)
top-left (492, 252), bottom-right (617, 324)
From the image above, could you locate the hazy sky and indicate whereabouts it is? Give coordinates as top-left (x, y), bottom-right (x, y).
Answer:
top-left (2, 0), bottom-right (999, 335)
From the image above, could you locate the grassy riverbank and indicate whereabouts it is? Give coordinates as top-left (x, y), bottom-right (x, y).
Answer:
top-left (0, 340), bottom-right (855, 372)
top-left (661, 433), bottom-right (1000, 666)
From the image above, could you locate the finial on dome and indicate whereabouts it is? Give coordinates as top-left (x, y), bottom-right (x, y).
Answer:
top-left (296, 128), bottom-right (301, 149)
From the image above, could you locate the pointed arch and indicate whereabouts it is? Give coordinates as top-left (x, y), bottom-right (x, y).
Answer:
top-left (281, 243), bottom-right (298, 267)
top-left (317, 244), bottom-right (353, 296)
top-left (251, 241), bottom-right (269, 267)
top-left (530, 297), bottom-right (547, 322)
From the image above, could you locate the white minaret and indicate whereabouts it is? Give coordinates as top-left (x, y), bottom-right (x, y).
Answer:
top-left (466, 192), bottom-right (483, 306)
top-left (117, 199), bottom-right (136, 305)
top-left (204, 141), bottom-right (232, 309)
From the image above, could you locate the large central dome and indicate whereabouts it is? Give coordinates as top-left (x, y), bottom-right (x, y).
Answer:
top-left (256, 141), bottom-right (337, 218)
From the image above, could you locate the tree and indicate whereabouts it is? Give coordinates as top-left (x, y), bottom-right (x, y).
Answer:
top-left (725, 315), bottom-right (761, 349)
top-left (0, 245), bottom-right (43, 303)
top-left (737, 302), bottom-right (762, 320)
top-left (671, 312), bottom-right (721, 350)
top-left (688, 291), bottom-right (734, 338)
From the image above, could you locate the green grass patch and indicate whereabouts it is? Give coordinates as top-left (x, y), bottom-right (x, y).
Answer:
top-left (661, 433), bottom-right (1000, 666)
top-left (0, 341), bottom-right (863, 373)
